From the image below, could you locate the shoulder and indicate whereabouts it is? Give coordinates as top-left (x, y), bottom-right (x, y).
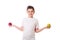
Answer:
top-left (33, 18), bottom-right (38, 21)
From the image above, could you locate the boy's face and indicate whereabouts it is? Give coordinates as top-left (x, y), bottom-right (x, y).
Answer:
top-left (27, 9), bottom-right (35, 17)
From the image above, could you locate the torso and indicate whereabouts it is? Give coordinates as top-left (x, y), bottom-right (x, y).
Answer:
top-left (22, 17), bottom-right (37, 40)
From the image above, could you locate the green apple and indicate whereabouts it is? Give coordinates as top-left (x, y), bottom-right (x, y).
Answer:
top-left (47, 24), bottom-right (51, 28)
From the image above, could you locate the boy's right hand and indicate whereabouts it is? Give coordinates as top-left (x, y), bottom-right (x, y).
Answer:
top-left (8, 22), bottom-right (16, 27)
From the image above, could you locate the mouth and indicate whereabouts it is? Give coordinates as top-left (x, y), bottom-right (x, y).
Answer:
top-left (30, 14), bottom-right (33, 16)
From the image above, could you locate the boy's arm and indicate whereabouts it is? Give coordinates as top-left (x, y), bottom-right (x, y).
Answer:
top-left (35, 27), bottom-right (47, 33)
top-left (12, 25), bottom-right (24, 31)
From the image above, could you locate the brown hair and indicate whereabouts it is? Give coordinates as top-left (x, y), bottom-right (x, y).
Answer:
top-left (27, 5), bottom-right (35, 11)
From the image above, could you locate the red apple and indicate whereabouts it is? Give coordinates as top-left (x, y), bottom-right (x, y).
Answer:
top-left (8, 22), bottom-right (12, 27)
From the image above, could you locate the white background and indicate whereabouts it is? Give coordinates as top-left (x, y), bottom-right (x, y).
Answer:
top-left (0, 0), bottom-right (60, 40)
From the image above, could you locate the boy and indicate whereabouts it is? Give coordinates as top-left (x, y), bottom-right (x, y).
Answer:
top-left (11, 6), bottom-right (49, 40)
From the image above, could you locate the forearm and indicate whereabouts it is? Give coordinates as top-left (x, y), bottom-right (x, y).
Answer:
top-left (12, 25), bottom-right (23, 31)
top-left (35, 27), bottom-right (47, 33)
top-left (39, 27), bottom-right (47, 32)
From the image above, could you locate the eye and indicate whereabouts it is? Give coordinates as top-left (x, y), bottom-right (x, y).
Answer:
top-left (27, 11), bottom-right (30, 12)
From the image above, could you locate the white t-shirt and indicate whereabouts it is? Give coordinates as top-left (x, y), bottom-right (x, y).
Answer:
top-left (21, 17), bottom-right (39, 40)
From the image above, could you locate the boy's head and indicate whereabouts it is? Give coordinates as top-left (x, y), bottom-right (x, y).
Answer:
top-left (27, 6), bottom-right (35, 17)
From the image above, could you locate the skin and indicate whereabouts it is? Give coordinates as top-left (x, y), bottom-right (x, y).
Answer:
top-left (27, 9), bottom-right (35, 18)
top-left (12, 8), bottom-right (49, 33)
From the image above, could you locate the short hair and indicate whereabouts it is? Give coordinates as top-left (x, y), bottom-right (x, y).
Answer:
top-left (27, 5), bottom-right (35, 11)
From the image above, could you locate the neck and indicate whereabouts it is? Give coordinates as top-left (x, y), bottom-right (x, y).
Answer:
top-left (28, 16), bottom-right (33, 18)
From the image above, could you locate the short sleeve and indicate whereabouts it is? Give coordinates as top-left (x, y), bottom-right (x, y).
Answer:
top-left (35, 19), bottom-right (39, 28)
